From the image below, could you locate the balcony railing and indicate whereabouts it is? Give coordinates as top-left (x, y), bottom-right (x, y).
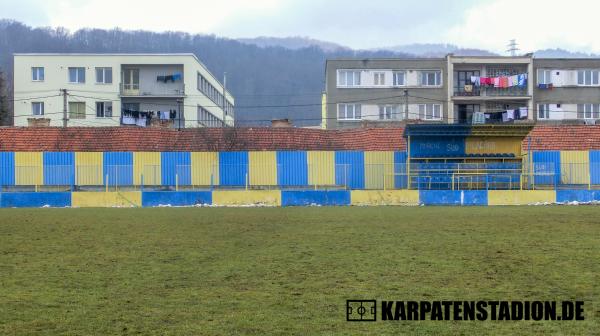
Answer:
top-left (120, 83), bottom-right (185, 97)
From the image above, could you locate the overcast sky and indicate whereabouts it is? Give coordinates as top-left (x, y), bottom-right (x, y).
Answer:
top-left (1, 0), bottom-right (600, 53)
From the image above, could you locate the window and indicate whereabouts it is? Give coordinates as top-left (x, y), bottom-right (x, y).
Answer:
top-left (538, 104), bottom-right (549, 119)
top-left (537, 69), bottom-right (553, 84)
top-left (454, 70), bottom-right (480, 95)
top-left (68, 102), bottom-right (86, 119)
top-left (69, 67), bottom-right (85, 83)
top-left (577, 104), bottom-right (600, 119)
top-left (95, 67), bottom-right (112, 84)
top-left (337, 104), bottom-right (361, 120)
top-left (420, 71), bottom-right (441, 86)
top-left (32, 102), bottom-right (44, 115)
top-left (31, 67), bottom-right (44, 81)
top-left (577, 70), bottom-right (600, 86)
top-left (96, 101), bottom-right (113, 118)
top-left (379, 105), bottom-right (398, 120)
top-left (373, 72), bottom-right (386, 86)
top-left (337, 70), bottom-right (361, 87)
top-left (197, 72), bottom-right (229, 113)
top-left (393, 71), bottom-right (405, 86)
top-left (419, 104), bottom-right (442, 120)
top-left (197, 106), bottom-right (224, 127)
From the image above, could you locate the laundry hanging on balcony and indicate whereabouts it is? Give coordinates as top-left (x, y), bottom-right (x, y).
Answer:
top-left (500, 107), bottom-right (529, 122)
top-left (538, 83), bottom-right (554, 90)
top-left (157, 72), bottom-right (183, 83)
top-left (470, 73), bottom-right (527, 88)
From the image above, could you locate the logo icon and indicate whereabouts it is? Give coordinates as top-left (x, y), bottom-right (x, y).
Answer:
top-left (346, 300), bottom-right (377, 322)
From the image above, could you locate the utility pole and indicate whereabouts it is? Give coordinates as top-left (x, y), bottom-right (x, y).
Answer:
top-left (223, 72), bottom-right (230, 127)
top-left (61, 89), bottom-right (68, 127)
top-left (404, 89), bottom-right (409, 120)
top-left (176, 99), bottom-right (182, 131)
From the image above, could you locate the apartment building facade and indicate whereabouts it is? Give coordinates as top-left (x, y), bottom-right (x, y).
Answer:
top-left (323, 58), bottom-right (448, 129)
top-left (13, 54), bottom-right (234, 128)
top-left (324, 55), bottom-right (600, 129)
top-left (533, 58), bottom-right (600, 123)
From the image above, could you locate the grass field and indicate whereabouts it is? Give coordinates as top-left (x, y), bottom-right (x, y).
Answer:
top-left (0, 206), bottom-right (598, 335)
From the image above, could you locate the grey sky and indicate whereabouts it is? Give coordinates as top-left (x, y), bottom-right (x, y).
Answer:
top-left (1, 0), bottom-right (600, 53)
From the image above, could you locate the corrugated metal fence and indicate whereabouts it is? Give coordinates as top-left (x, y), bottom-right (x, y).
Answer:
top-left (0, 150), bottom-right (598, 191)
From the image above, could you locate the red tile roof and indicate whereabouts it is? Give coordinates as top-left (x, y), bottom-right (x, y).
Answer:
top-left (524, 125), bottom-right (600, 150)
top-left (0, 125), bottom-right (599, 152)
top-left (0, 127), bottom-right (407, 151)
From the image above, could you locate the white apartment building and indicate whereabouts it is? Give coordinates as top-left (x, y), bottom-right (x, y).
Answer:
top-left (13, 54), bottom-right (234, 128)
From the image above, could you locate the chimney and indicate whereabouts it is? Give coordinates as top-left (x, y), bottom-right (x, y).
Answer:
top-left (271, 118), bottom-right (292, 128)
top-left (27, 118), bottom-right (51, 127)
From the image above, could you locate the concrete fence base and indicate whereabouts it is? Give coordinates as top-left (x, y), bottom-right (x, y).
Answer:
top-left (0, 189), bottom-right (598, 208)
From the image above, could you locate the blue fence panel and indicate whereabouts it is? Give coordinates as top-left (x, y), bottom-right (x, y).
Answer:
top-left (532, 151), bottom-right (560, 186)
top-left (394, 151), bottom-right (407, 189)
top-left (219, 152), bottom-right (248, 186)
top-left (276, 151), bottom-right (308, 187)
top-left (0, 192), bottom-right (71, 208)
top-left (43, 152), bottom-right (74, 186)
top-left (161, 152), bottom-right (191, 186)
top-left (556, 190), bottom-right (600, 203)
top-left (0, 152), bottom-right (15, 186)
top-left (335, 151), bottom-right (365, 189)
top-left (419, 190), bottom-right (487, 205)
top-left (141, 191), bottom-right (212, 207)
top-left (103, 152), bottom-right (133, 186)
top-left (281, 190), bottom-right (350, 206)
top-left (589, 151), bottom-right (600, 185)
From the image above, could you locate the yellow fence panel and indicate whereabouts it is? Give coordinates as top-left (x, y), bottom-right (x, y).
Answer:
top-left (488, 190), bottom-right (556, 205)
top-left (560, 151), bottom-right (589, 185)
top-left (212, 190), bottom-right (281, 206)
top-left (364, 151), bottom-right (394, 189)
top-left (249, 151), bottom-right (277, 186)
top-left (15, 152), bottom-right (43, 185)
top-left (72, 191), bottom-right (141, 207)
top-left (307, 151), bottom-right (335, 186)
top-left (466, 137), bottom-right (522, 156)
top-left (191, 152), bottom-right (219, 186)
top-left (133, 152), bottom-right (161, 185)
top-left (75, 152), bottom-right (103, 185)
top-left (351, 190), bottom-right (419, 205)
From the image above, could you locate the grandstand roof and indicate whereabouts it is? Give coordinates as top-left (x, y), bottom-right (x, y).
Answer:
top-left (0, 125), bottom-right (597, 152)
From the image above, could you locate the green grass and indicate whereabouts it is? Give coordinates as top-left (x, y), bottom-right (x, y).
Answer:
top-left (0, 206), bottom-right (598, 335)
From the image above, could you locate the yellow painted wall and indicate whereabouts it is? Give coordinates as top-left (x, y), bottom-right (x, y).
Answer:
top-left (75, 152), bottom-right (103, 185)
top-left (488, 190), bottom-right (556, 205)
top-left (249, 151), bottom-right (277, 185)
top-left (15, 152), bottom-right (43, 185)
top-left (212, 190), bottom-right (281, 206)
top-left (351, 190), bottom-right (419, 205)
top-left (133, 152), bottom-right (161, 185)
top-left (364, 151), bottom-right (394, 189)
top-left (191, 152), bottom-right (219, 185)
top-left (560, 151), bottom-right (589, 185)
top-left (465, 137), bottom-right (522, 156)
top-left (307, 151), bottom-right (335, 186)
top-left (72, 191), bottom-right (141, 207)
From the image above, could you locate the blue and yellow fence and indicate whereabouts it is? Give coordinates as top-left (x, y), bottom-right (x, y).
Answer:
top-left (0, 150), bottom-right (599, 192)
